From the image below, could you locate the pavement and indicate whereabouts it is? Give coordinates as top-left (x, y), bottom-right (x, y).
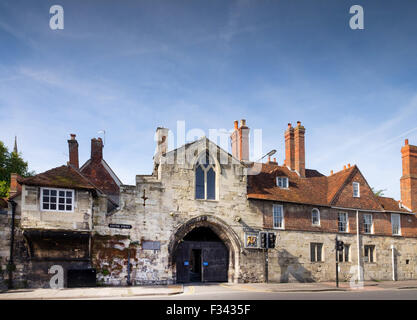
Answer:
top-left (1, 280), bottom-right (417, 300)
top-left (0, 284), bottom-right (184, 300)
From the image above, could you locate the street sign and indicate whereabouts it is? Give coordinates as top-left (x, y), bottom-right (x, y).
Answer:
top-left (108, 223), bottom-right (132, 229)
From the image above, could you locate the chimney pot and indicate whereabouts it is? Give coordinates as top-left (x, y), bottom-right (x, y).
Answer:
top-left (405, 139), bottom-right (409, 145)
top-left (348, 163), bottom-right (351, 168)
top-left (68, 134), bottom-right (79, 169)
top-left (297, 121), bottom-right (301, 127)
top-left (273, 157), bottom-right (277, 163)
top-left (234, 120), bottom-right (238, 130)
top-left (231, 120), bottom-right (249, 161)
top-left (330, 170), bottom-right (333, 175)
top-left (344, 165), bottom-right (346, 170)
top-left (288, 123), bottom-right (292, 128)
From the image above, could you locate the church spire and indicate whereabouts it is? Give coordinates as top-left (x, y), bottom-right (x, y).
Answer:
top-left (13, 136), bottom-right (18, 154)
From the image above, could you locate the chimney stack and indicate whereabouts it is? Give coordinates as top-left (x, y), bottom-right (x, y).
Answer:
top-left (400, 139), bottom-right (417, 211)
top-left (68, 134), bottom-right (79, 169)
top-left (230, 119), bottom-right (250, 161)
top-left (9, 173), bottom-right (22, 198)
top-left (294, 121), bottom-right (306, 177)
top-left (91, 137), bottom-right (103, 163)
top-left (155, 127), bottom-right (169, 160)
top-left (284, 123), bottom-right (295, 169)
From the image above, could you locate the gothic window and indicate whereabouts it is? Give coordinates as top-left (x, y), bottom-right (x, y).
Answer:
top-left (195, 153), bottom-right (216, 200)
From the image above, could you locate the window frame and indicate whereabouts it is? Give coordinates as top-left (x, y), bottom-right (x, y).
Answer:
top-left (353, 182), bottom-right (360, 198)
top-left (273, 204), bottom-right (285, 229)
top-left (310, 243), bottom-right (324, 262)
top-left (363, 213), bottom-right (373, 234)
top-left (338, 212), bottom-right (349, 233)
top-left (194, 153), bottom-right (217, 201)
top-left (338, 244), bottom-right (350, 262)
top-left (391, 213), bottom-right (401, 236)
top-left (311, 208), bottom-right (320, 226)
top-left (364, 245), bottom-right (375, 263)
top-left (276, 176), bottom-right (289, 189)
top-left (40, 187), bottom-right (75, 213)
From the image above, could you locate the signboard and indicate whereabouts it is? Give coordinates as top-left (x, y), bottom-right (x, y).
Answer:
top-left (108, 223), bottom-right (132, 229)
top-left (245, 232), bottom-right (259, 249)
top-left (184, 261), bottom-right (189, 266)
top-left (203, 261), bottom-right (208, 266)
top-left (142, 241), bottom-right (161, 250)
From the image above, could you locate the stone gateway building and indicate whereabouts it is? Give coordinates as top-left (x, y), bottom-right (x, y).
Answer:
top-left (1, 120), bottom-right (417, 288)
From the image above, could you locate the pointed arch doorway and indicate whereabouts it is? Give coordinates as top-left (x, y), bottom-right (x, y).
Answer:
top-left (169, 215), bottom-right (241, 284)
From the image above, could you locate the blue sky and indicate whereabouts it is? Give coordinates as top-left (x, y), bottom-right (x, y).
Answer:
top-left (1, 0), bottom-right (417, 200)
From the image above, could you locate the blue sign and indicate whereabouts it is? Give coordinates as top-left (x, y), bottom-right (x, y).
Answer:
top-left (184, 261), bottom-right (189, 266)
top-left (203, 262), bottom-right (208, 266)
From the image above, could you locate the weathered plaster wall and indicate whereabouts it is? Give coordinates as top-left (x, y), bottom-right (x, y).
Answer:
top-left (20, 185), bottom-right (93, 231)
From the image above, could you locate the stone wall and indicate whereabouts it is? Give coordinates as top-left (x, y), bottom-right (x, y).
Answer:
top-left (20, 185), bottom-right (93, 231)
top-left (92, 139), bottom-right (266, 284)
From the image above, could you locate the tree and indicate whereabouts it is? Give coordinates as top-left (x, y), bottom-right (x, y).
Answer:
top-left (371, 187), bottom-right (386, 197)
top-left (0, 140), bottom-right (35, 198)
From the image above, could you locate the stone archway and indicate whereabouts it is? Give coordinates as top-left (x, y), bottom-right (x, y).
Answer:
top-left (168, 215), bottom-right (242, 283)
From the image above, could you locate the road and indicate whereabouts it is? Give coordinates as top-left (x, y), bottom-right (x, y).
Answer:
top-left (96, 283), bottom-right (417, 300)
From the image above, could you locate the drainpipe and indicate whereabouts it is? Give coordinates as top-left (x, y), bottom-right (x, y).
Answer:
top-left (7, 199), bottom-right (17, 289)
top-left (391, 244), bottom-right (396, 281)
top-left (356, 210), bottom-right (363, 281)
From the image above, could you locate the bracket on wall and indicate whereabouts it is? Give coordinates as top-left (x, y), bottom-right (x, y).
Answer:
top-left (141, 189), bottom-right (148, 207)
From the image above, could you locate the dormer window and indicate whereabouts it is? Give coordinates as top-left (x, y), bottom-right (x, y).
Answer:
top-left (41, 187), bottom-right (74, 212)
top-left (353, 182), bottom-right (360, 197)
top-left (276, 177), bottom-right (289, 189)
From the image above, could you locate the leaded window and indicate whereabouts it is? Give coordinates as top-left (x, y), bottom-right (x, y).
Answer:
top-left (195, 153), bottom-right (216, 200)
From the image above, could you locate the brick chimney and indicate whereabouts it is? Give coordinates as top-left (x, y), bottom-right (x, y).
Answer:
top-left (68, 134), bottom-right (79, 169)
top-left (9, 173), bottom-right (22, 198)
top-left (284, 123), bottom-right (295, 170)
top-left (294, 121), bottom-right (306, 177)
top-left (230, 119), bottom-right (250, 161)
top-left (400, 139), bottom-right (417, 211)
top-left (91, 137), bottom-right (103, 163)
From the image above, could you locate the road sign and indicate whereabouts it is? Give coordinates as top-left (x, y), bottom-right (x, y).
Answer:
top-left (108, 223), bottom-right (132, 229)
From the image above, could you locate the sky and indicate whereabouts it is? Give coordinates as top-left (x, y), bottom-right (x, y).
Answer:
top-left (1, 0), bottom-right (417, 200)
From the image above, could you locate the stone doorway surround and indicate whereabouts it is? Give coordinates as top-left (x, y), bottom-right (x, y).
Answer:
top-left (168, 215), bottom-right (242, 283)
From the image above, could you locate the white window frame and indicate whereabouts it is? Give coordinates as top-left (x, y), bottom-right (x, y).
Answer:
top-left (276, 177), bottom-right (289, 189)
top-left (310, 243), bottom-right (323, 262)
top-left (353, 182), bottom-right (360, 198)
top-left (338, 212), bottom-right (349, 233)
top-left (338, 244), bottom-right (350, 262)
top-left (273, 204), bottom-right (284, 229)
top-left (391, 214), bottom-right (401, 236)
top-left (311, 208), bottom-right (320, 226)
top-left (363, 214), bottom-right (373, 234)
top-left (364, 245), bottom-right (375, 263)
top-left (40, 187), bottom-right (75, 212)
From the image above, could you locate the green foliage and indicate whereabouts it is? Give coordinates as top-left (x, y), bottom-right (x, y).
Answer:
top-left (0, 140), bottom-right (35, 198)
top-left (0, 181), bottom-right (8, 198)
top-left (371, 187), bottom-right (387, 197)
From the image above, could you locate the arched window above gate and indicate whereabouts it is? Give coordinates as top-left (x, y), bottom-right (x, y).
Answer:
top-left (195, 152), bottom-right (216, 200)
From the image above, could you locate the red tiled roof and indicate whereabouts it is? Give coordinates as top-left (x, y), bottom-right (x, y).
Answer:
top-left (247, 163), bottom-right (408, 213)
top-left (18, 165), bottom-right (97, 191)
top-left (376, 196), bottom-right (410, 213)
